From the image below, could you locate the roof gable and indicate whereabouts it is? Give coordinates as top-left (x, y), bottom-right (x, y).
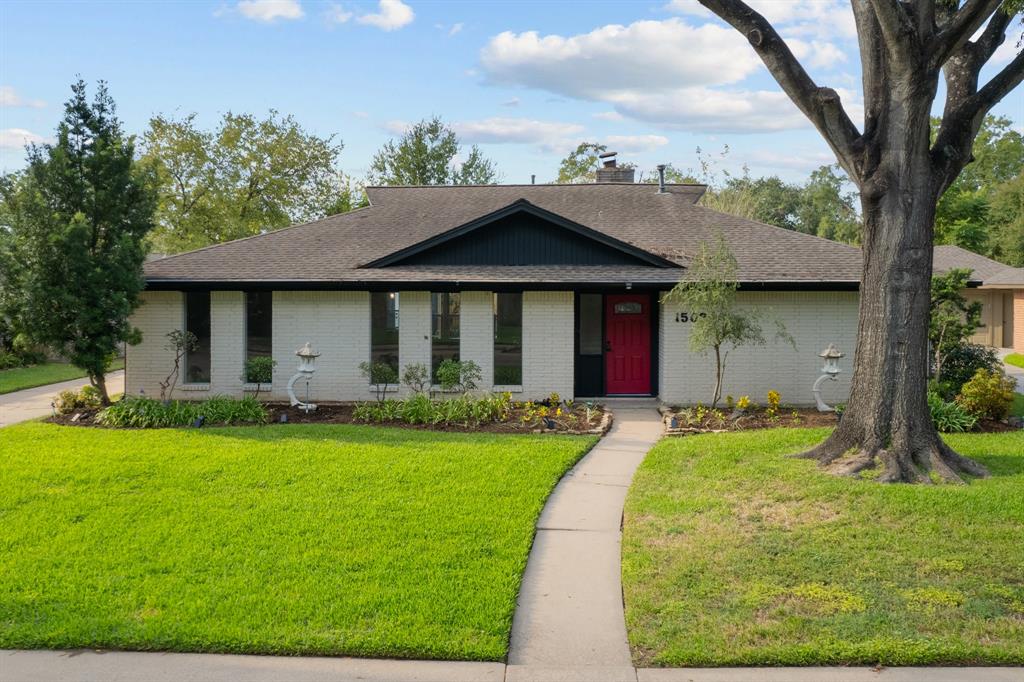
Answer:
top-left (363, 199), bottom-right (678, 269)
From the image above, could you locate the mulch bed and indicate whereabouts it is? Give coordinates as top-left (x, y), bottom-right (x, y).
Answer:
top-left (660, 406), bottom-right (1018, 435)
top-left (45, 401), bottom-right (612, 435)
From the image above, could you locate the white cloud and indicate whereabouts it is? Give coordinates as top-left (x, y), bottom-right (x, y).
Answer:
top-left (357, 0), bottom-right (414, 31)
top-left (452, 117), bottom-right (585, 152)
top-left (609, 87), bottom-right (809, 133)
top-left (746, 148), bottom-right (837, 173)
top-left (236, 0), bottom-right (304, 22)
top-left (479, 15), bottom-right (862, 134)
top-left (351, 110), bottom-right (369, 118)
top-left (604, 134), bottom-right (669, 153)
top-left (991, 29), bottom-right (1023, 65)
top-left (785, 38), bottom-right (847, 69)
top-left (666, 0), bottom-right (856, 40)
top-left (480, 19), bottom-right (759, 99)
top-left (324, 3), bottom-right (352, 24)
top-left (380, 119), bottom-right (411, 135)
top-left (592, 111), bottom-right (624, 121)
top-left (0, 128), bottom-right (48, 150)
top-left (449, 22), bottom-right (464, 36)
top-left (0, 86), bottom-right (45, 109)
top-left (501, 97), bottom-right (520, 107)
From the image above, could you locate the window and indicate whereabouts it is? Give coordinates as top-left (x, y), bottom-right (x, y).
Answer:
top-left (184, 291), bottom-right (211, 384)
top-left (431, 292), bottom-right (460, 381)
top-left (494, 293), bottom-right (522, 385)
top-left (578, 293), bottom-right (602, 355)
top-left (371, 292), bottom-right (400, 374)
top-left (245, 291), bottom-right (273, 361)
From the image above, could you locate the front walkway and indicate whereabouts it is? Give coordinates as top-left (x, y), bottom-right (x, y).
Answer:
top-left (997, 348), bottom-right (1024, 392)
top-left (0, 370), bottom-right (124, 428)
top-left (507, 399), bottom-right (664, 682)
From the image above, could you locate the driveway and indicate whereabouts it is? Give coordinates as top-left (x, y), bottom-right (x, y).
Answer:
top-left (997, 349), bottom-right (1024, 392)
top-left (0, 370), bottom-right (125, 428)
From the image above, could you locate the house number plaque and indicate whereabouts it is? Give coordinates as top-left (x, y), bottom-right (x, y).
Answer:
top-left (674, 312), bottom-right (708, 323)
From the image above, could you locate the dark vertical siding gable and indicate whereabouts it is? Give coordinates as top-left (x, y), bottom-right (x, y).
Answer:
top-left (397, 212), bottom-right (653, 266)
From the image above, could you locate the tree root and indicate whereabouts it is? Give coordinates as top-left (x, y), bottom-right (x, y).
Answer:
top-left (795, 430), bottom-right (989, 484)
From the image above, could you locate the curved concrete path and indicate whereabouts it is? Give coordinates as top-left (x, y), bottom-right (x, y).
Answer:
top-left (0, 370), bottom-right (125, 427)
top-left (507, 399), bottom-right (664, 682)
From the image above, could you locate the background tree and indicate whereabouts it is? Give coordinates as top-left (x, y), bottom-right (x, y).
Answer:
top-left (142, 111), bottom-right (346, 253)
top-left (796, 164), bottom-right (862, 243)
top-left (699, 0), bottom-right (1023, 482)
top-left (929, 268), bottom-right (983, 381)
top-left (933, 115), bottom-right (1023, 256)
top-left (368, 116), bottom-right (498, 186)
top-left (664, 236), bottom-right (790, 407)
top-left (989, 173), bottom-right (1024, 265)
top-left (557, 142), bottom-right (608, 183)
top-left (1, 80), bottom-right (156, 404)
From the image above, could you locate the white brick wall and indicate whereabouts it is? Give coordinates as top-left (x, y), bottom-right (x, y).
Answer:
top-left (125, 291), bottom-right (183, 397)
top-left (210, 291), bottom-right (245, 397)
top-left (460, 291), bottom-right (494, 393)
top-left (270, 291), bottom-right (370, 402)
top-left (522, 291), bottom-right (574, 400)
top-left (659, 290), bottom-right (859, 407)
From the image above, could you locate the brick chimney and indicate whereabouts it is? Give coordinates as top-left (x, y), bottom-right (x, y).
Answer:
top-left (595, 151), bottom-right (634, 183)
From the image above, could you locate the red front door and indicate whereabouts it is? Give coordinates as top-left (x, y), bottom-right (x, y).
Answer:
top-left (605, 294), bottom-right (651, 395)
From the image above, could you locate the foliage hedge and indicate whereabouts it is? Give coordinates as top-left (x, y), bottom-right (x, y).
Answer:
top-left (97, 396), bottom-right (267, 428)
top-left (353, 393), bottom-right (512, 427)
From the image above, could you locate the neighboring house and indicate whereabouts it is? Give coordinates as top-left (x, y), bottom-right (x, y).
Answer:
top-left (130, 160), bottom-right (864, 406)
top-left (933, 245), bottom-right (1024, 351)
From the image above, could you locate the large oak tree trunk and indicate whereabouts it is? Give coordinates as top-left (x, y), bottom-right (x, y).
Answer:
top-left (799, 94), bottom-right (988, 483)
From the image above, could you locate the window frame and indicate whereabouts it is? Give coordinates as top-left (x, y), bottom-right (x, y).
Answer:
top-left (493, 292), bottom-right (523, 387)
top-left (183, 290), bottom-right (211, 385)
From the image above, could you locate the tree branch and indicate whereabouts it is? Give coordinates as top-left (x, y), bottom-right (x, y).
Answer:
top-left (697, 0), bottom-right (863, 178)
top-left (869, 0), bottom-right (923, 65)
top-left (930, 0), bottom-right (1005, 69)
top-left (932, 46), bottom-right (1024, 194)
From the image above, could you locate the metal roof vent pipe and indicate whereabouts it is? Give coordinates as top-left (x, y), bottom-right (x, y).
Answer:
top-left (656, 164), bottom-right (667, 194)
top-left (595, 151), bottom-right (635, 183)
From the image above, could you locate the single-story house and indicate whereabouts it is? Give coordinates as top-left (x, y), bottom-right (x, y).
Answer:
top-left (130, 161), bottom-right (865, 406)
top-left (933, 244), bottom-right (1024, 352)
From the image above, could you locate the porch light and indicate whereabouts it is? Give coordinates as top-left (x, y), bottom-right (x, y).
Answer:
top-left (812, 344), bottom-right (845, 412)
top-left (288, 342), bottom-right (321, 413)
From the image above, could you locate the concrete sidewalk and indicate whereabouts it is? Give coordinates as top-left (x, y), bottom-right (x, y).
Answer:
top-left (507, 399), bottom-right (664, 682)
top-left (3, 650), bottom-right (1020, 682)
top-left (0, 370), bottom-right (124, 427)
top-left (998, 349), bottom-right (1023, 392)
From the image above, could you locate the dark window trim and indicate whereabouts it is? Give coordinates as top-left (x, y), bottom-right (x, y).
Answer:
top-left (147, 280), bottom-right (861, 293)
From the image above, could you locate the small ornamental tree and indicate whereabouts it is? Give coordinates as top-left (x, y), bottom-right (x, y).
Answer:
top-left (159, 330), bottom-right (198, 401)
top-left (359, 360), bottom-right (399, 403)
top-left (929, 268), bottom-right (983, 381)
top-left (1, 80), bottom-right (156, 405)
top-left (243, 356), bottom-right (277, 400)
top-left (664, 236), bottom-right (792, 407)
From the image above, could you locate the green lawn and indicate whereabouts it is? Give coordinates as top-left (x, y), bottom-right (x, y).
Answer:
top-left (0, 359), bottom-right (124, 395)
top-left (0, 422), bottom-right (595, 660)
top-left (1005, 353), bottom-right (1024, 369)
top-left (1014, 393), bottom-right (1024, 418)
top-left (623, 428), bottom-right (1024, 667)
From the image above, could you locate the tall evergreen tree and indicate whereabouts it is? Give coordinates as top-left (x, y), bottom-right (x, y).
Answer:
top-left (1, 80), bottom-right (156, 404)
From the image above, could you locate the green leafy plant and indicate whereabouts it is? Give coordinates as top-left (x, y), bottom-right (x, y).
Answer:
top-left (159, 330), bottom-right (198, 401)
top-left (938, 344), bottom-right (1001, 396)
top-left (359, 360), bottom-right (399, 403)
top-left (929, 269), bottom-right (983, 381)
top-left (955, 368), bottom-right (1016, 421)
top-left (97, 396), bottom-right (267, 428)
top-left (243, 356), bottom-right (277, 399)
top-left (766, 390), bottom-right (781, 420)
top-left (928, 391), bottom-right (978, 433)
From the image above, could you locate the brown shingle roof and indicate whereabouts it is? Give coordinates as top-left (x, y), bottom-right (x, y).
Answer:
top-left (932, 245), bottom-right (1019, 283)
top-left (144, 183), bottom-right (863, 286)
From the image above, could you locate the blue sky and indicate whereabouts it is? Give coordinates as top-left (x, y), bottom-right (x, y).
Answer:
top-left (2, 0), bottom-right (1022, 184)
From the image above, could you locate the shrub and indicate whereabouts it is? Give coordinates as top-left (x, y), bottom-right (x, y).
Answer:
top-left (359, 360), bottom-right (399, 402)
top-left (54, 385), bottom-right (103, 414)
top-left (928, 391), bottom-right (978, 433)
top-left (0, 349), bottom-right (21, 370)
top-left (401, 363), bottom-right (430, 394)
top-left (938, 344), bottom-right (1000, 394)
top-left (97, 396), bottom-right (267, 428)
top-left (243, 356), bottom-right (277, 398)
top-left (955, 368), bottom-right (1016, 421)
top-left (435, 359), bottom-right (482, 393)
